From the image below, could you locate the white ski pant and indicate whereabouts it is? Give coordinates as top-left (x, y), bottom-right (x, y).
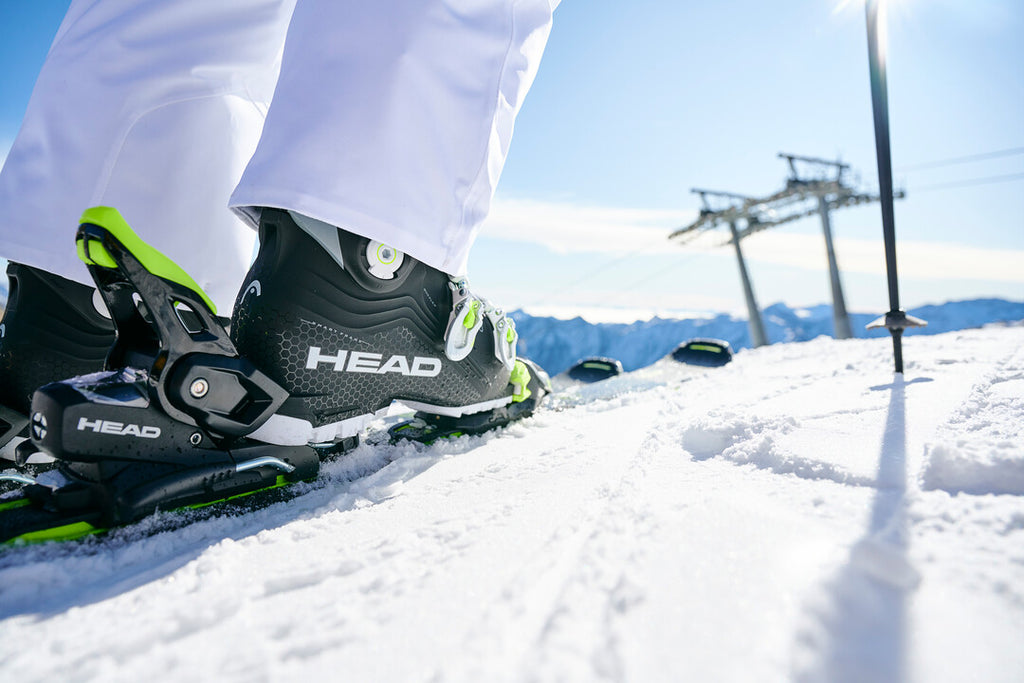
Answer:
top-left (0, 0), bottom-right (557, 313)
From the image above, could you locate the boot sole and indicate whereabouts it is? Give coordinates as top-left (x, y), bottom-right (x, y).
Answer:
top-left (247, 395), bottom-right (515, 446)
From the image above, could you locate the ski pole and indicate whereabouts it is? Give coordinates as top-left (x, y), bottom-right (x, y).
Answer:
top-left (864, 0), bottom-right (925, 373)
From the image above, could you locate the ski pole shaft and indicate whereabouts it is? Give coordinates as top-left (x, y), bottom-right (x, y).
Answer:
top-left (866, 0), bottom-right (905, 373)
top-left (866, 0), bottom-right (900, 313)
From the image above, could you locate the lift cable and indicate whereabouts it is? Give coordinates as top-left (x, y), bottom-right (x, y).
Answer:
top-left (898, 146), bottom-right (1024, 172)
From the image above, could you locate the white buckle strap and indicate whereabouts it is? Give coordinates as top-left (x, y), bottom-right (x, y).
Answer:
top-left (443, 278), bottom-right (517, 370)
top-left (445, 279), bottom-right (484, 361)
top-left (488, 307), bottom-right (517, 371)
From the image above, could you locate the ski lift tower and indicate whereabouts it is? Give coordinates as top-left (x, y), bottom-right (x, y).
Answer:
top-left (751, 153), bottom-right (906, 340)
top-left (671, 189), bottom-right (770, 348)
top-left (749, 152), bottom-right (909, 339)
top-left (777, 153), bottom-right (855, 339)
top-left (672, 155), bottom-right (903, 344)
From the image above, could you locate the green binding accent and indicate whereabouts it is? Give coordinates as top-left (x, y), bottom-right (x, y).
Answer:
top-left (186, 475), bottom-right (290, 510)
top-left (0, 498), bottom-right (32, 512)
top-left (77, 206), bottom-right (218, 315)
top-left (687, 344), bottom-right (723, 354)
top-left (76, 234), bottom-right (116, 268)
top-left (582, 362), bottom-right (612, 370)
top-left (8, 521), bottom-right (103, 545)
top-left (2, 475), bottom-right (294, 547)
top-left (510, 360), bottom-right (532, 403)
top-left (463, 299), bottom-right (481, 330)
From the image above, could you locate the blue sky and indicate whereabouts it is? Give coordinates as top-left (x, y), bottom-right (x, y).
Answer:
top-left (2, 1), bottom-right (1022, 321)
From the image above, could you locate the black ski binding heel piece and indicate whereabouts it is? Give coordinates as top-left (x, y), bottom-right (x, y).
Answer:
top-left (0, 207), bottom-right (320, 545)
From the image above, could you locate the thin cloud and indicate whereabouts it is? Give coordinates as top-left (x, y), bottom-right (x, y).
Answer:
top-left (484, 197), bottom-right (1024, 284)
top-left (741, 231), bottom-right (1024, 283)
top-left (485, 196), bottom-right (696, 254)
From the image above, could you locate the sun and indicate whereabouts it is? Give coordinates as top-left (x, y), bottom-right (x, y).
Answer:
top-left (832, 0), bottom-right (862, 15)
top-left (832, 0), bottom-right (917, 60)
top-left (832, 0), bottom-right (916, 20)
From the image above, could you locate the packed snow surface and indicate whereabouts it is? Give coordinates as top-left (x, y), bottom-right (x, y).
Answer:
top-left (2, 324), bottom-right (1023, 682)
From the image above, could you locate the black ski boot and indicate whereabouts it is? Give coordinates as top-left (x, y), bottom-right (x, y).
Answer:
top-left (231, 209), bottom-right (548, 447)
top-left (0, 263), bottom-right (114, 455)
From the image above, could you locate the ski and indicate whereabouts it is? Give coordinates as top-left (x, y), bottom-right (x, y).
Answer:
top-left (0, 444), bottom-right (351, 546)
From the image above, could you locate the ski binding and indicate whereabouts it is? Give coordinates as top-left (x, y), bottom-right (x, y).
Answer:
top-left (1, 207), bottom-right (320, 544)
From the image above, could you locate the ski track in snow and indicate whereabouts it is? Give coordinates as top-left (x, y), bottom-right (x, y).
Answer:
top-left (0, 326), bottom-right (1023, 681)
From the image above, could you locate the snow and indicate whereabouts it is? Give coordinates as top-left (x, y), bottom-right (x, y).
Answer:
top-left (1, 313), bottom-right (1023, 681)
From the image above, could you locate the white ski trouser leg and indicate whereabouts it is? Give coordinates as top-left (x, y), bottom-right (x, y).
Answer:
top-left (1, 0), bottom-right (557, 306)
top-left (0, 0), bottom-right (295, 313)
top-left (230, 0), bottom-right (559, 277)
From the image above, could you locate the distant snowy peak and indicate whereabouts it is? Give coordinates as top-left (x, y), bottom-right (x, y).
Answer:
top-left (513, 298), bottom-right (1024, 375)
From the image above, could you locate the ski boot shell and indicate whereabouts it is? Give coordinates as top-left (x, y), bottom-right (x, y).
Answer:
top-left (231, 209), bottom-right (526, 446)
top-left (0, 263), bottom-right (115, 453)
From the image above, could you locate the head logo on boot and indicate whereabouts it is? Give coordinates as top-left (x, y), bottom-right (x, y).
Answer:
top-left (305, 346), bottom-right (441, 378)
